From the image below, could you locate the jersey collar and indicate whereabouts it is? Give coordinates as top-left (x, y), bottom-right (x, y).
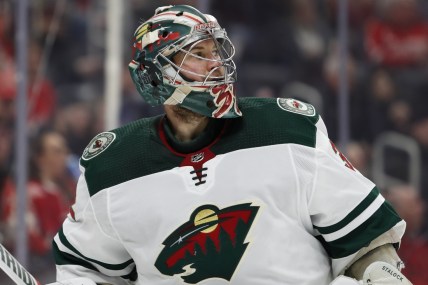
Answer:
top-left (159, 116), bottom-right (226, 154)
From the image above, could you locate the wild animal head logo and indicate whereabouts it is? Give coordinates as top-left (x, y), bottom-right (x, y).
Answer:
top-left (155, 203), bottom-right (259, 284)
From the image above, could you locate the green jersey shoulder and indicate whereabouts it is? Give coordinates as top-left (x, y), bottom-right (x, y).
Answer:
top-left (213, 97), bottom-right (320, 154)
top-left (79, 97), bottom-right (321, 196)
top-left (79, 115), bottom-right (180, 196)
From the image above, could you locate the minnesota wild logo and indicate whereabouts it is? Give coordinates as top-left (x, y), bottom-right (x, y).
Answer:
top-left (155, 203), bottom-right (259, 284)
top-left (277, 98), bottom-right (316, 117)
top-left (81, 132), bottom-right (116, 161)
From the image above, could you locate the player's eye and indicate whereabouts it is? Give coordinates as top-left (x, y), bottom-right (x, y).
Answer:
top-left (193, 52), bottom-right (204, 58)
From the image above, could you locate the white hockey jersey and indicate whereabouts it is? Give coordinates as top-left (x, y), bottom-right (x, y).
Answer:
top-left (53, 97), bottom-right (405, 285)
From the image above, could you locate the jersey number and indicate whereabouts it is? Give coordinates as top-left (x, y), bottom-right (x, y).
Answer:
top-left (330, 141), bottom-right (355, 171)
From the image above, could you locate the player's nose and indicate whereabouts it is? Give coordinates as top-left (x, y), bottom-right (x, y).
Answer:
top-left (207, 57), bottom-right (222, 70)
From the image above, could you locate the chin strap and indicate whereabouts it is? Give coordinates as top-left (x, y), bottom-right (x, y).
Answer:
top-left (330, 261), bottom-right (413, 285)
top-left (164, 85), bottom-right (192, 105)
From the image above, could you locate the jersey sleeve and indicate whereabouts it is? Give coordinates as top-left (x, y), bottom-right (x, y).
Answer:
top-left (52, 165), bottom-right (136, 285)
top-left (308, 117), bottom-right (405, 277)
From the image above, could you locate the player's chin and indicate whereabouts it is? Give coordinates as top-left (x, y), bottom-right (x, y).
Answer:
top-left (172, 105), bottom-right (206, 120)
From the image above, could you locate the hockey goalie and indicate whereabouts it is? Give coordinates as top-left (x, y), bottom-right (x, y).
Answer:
top-left (47, 4), bottom-right (413, 285)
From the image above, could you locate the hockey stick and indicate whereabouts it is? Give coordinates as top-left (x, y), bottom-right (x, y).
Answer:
top-left (0, 242), bottom-right (40, 285)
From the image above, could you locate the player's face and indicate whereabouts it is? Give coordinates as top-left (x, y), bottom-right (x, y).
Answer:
top-left (173, 39), bottom-right (224, 82)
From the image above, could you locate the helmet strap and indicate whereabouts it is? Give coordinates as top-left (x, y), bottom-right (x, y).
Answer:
top-left (164, 86), bottom-right (192, 105)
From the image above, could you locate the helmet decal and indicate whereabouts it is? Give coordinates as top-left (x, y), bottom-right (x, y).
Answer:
top-left (210, 84), bottom-right (241, 118)
top-left (129, 5), bottom-right (241, 118)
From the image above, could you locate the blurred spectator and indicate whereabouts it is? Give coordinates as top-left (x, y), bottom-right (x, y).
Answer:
top-left (0, 8), bottom-right (14, 260)
top-left (346, 141), bottom-right (371, 177)
top-left (27, 40), bottom-right (57, 130)
top-left (319, 44), bottom-right (369, 142)
top-left (39, 0), bottom-right (106, 109)
top-left (0, 127), bottom-right (12, 183)
top-left (0, 39), bottom-right (57, 132)
top-left (321, 0), bottom-right (375, 60)
top-left (243, 0), bottom-right (330, 87)
top-left (324, 0), bottom-right (374, 30)
top-left (0, 45), bottom-right (16, 127)
top-left (0, 90), bottom-right (15, 129)
top-left (366, 68), bottom-right (412, 140)
top-left (409, 107), bottom-right (428, 204)
top-left (410, 107), bottom-right (428, 147)
top-left (46, 0), bottom-right (104, 85)
top-left (0, 128), bottom-right (12, 222)
top-left (385, 185), bottom-right (428, 285)
top-left (53, 102), bottom-right (95, 156)
top-left (364, 0), bottom-right (428, 67)
top-left (254, 86), bottom-right (277, 99)
top-left (284, 0), bottom-right (331, 86)
top-left (0, 130), bottom-right (74, 280)
top-left (0, 1), bottom-right (14, 59)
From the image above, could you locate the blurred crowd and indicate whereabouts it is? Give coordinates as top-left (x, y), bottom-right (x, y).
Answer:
top-left (0, 0), bottom-right (427, 284)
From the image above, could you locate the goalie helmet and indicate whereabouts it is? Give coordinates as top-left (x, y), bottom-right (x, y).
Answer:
top-left (128, 5), bottom-right (242, 118)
